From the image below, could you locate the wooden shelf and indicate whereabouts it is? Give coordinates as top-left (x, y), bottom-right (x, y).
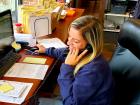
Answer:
top-left (104, 12), bottom-right (133, 33)
top-left (105, 13), bottom-right (133, 18)
top-left (104, 29), bottom-right (120, 33)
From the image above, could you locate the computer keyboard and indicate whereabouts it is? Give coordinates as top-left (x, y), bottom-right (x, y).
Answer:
top-left (0, 50), bottom-right (21, 78)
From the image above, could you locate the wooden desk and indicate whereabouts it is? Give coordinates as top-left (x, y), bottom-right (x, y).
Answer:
top-left (1, 51), bottom-right (54, 105)
top-left (0, 8), bottom-right (84, 105)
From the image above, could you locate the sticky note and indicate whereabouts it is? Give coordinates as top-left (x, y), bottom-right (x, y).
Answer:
top-left (11, 41), bottom-right (21, 51)
top-left (23, 57), bottom-right (47, 64)
top-left (0, 82), bottom-right (14, 93)
top-left (66, 10), bottom-right (75, 16)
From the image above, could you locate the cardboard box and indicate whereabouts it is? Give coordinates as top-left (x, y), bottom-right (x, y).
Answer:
top-left (18, 2), bottom-right (64, 37)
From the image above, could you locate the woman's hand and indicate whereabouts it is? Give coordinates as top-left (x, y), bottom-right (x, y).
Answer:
top-left (65, 48), bottom-right (88, 66)
top-left (35, 44), bottom-right (46, 53)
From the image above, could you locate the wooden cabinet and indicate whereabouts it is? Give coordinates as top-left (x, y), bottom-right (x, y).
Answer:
top-left (71, 0), bottom-right (105, 24)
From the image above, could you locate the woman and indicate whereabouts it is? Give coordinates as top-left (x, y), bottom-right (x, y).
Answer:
top-left (37, 15), bottom-right (113, 105)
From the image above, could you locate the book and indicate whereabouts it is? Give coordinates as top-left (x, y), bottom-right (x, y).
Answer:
top-left (38, 38), bottom-right (67, 48)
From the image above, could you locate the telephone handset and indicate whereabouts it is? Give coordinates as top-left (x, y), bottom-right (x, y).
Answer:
top-left (63, 44), bottom-right (93, 57)
top-left (85, 44), bottom-right (93, 53)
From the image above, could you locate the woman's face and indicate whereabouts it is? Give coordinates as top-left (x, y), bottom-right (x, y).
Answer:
top-left (67, 27), bottom-right (87, 50)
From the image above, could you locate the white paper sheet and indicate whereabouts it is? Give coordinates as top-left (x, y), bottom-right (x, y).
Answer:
top-left (38, 38), bottom-right (67, 48)
top-left (0, 80), bottom-right (27, 98)
top-left (14, 33), bottom-right (36, 47)
top-left (0, 80), bottom-right (33, 104)
top-left (5, 63), bottom-right (49, 80)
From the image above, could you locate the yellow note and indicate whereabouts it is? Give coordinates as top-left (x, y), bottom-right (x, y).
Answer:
top-left (0, 82), bottom-right (14, 93)
top-left (11, 41), bottom-right (21, 51)
top-left (23, 57), bottom-right (47, 64)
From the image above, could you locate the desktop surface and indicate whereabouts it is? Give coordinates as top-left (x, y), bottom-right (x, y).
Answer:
top-left (0, 8), bottom-right (84, 105)
top-left (1, 50), bottom-right (55, 105)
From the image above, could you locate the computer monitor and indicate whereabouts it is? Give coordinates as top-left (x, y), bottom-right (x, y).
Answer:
top-left (0, 9), bottom-right (14, 60)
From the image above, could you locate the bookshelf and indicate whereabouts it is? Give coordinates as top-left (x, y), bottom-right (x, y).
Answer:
top-left (104, 12), bottom-right (133, 32)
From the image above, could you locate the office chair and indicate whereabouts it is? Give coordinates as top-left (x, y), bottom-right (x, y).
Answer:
top-left (109, 19), bottom-right (140, 105)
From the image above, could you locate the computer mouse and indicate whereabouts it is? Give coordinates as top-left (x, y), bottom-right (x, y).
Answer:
top-left (25, 49), bottom-right (39, 55)
top-left (29, 47), bottom-right (39, 52)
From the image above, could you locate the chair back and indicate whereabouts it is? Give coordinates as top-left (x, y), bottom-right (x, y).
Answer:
top-left (109, 19), bottom-right (140, 105)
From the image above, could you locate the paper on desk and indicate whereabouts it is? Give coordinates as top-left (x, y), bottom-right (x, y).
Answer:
top-left (38, 38), bottom-right (67, 48)
top-left (5, 63), bottom-right (49, 80)
top-left (0, 80), bottom-right (33, 104)
top-left (0, 80), bottom-right (27, 98)
top-left (0, 82), bottom-right (14, 93)
top-left (14, 33), bottom-right (36, 47)
top-left (23, 57), bottom-right (47, 64)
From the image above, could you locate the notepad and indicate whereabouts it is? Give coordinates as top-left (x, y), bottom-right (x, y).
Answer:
top-left (23, 57), bottom-right (47, 64)
top-left (66, 10), bottom-right (75, 16)
top-left (0, 82), bottom-right (14, 93)
top-left (38, 38), bottom-right (67, 48)
top-left (0, 80), bottom-right (27, 98)
top-left (0, 81), bottom-right (33, 104)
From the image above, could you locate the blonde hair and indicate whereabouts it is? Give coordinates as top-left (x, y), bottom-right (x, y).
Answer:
top-left (69, 15), bottom-right (104, 75)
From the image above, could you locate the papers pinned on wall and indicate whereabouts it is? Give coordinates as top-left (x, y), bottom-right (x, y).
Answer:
top-left (5, 63), bottom-right (49, 80)
top-left (38, 38), bottom-right (67, 48)
top-left (0, 80), bottom-right (33, 104)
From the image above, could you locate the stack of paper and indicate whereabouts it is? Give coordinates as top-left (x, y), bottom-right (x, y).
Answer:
top-left (0, 81), bottom-right (26, 98)
top-left (0, 82), bottom-right (14, 93)
top-left (0, 80), bottom-right (33, 104)
top-left (14, 33), bottom-right (36, 47)
top-left (5, 63), bottom-right (49, 80)
top-left (38, 38), bottom-right (67, 48)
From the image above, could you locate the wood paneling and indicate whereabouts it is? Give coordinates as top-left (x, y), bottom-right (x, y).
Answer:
top-left (72, 0), bottom-right (105, 24)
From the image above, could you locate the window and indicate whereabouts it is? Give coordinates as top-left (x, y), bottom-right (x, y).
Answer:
top-left (0, 0), bottom-right (21, 22)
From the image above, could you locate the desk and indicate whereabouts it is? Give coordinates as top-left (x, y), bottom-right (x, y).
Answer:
top-left (0, 8), bottom-right (84, 105)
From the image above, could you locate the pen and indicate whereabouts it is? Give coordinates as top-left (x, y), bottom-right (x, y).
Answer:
top-left (24, 49), bottom-right (39, 55)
